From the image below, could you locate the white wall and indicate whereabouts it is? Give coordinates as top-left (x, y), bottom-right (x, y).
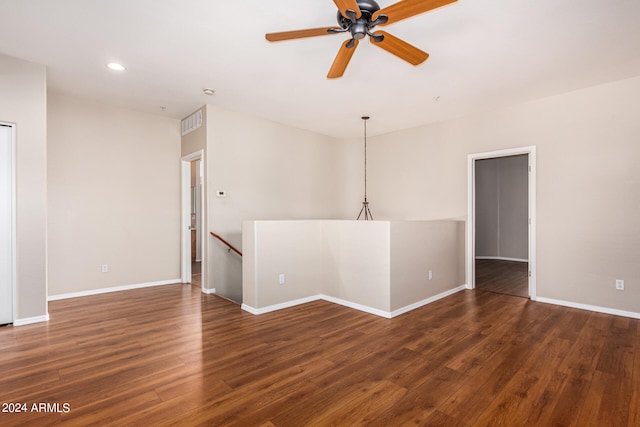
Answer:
top-left (354, 75), bottom-right (640, 314)
top-left (474, 158), bottom-right (499, 256)
top-left (322, 221), bottom-right (391, 311)
top-left (390, 221), bottom-right (465, 311)
top-left (47, 93), bottom-right (181, 296)
top-left (497, 155), bottom-right (528, 260)
top-left (246, 221), bottom-right (323, 309)
top-left (206, 105), bottom-right (345, 303)
top-left (0, 54), bottom-right (48, 323)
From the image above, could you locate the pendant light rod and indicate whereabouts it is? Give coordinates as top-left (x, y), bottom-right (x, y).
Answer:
top-left (363, 116), bottom-right (369, 200)
top-left (357, 116), bottom-right (373, 220)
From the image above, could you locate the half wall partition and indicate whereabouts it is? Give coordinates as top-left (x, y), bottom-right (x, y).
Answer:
top-left (242, 220), bottom-right (466, 318)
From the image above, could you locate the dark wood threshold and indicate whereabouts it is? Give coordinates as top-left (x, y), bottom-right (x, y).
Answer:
top-left (476, 258), bottom-right (529, 298)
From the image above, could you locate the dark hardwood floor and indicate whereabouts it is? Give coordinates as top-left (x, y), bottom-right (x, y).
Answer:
top-left (1, 284), bottom-right (638, 426)
top-left (476, 258), bottom-right (529, 298)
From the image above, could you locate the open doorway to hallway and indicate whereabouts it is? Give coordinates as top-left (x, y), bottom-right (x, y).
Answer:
top-left (467, 146), bottom-right (536, 300)
top-left (474, 154), bottom-right (529, 298)
top-left (190, 159), bottom-right (202, 289)
top-left (181, 150), bottom-right (205, 290)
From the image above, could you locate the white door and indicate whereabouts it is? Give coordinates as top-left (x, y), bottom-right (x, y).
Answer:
top-left (0, 124), bottom-right (14, 324)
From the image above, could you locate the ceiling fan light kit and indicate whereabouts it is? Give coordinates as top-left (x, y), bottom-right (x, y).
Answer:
top-left (266, 0), bottom-right (457, 78)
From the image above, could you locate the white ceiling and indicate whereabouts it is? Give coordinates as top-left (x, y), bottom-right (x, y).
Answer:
top-left (1, 0), bottom-right (640, 138)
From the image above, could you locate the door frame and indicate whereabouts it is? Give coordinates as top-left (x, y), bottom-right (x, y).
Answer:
top-left (467, 146), bottom-right (537, 299)
top-left (181, 150), bottom-right (206, 289)
top-left (0, 122), bottom-right (16, 324)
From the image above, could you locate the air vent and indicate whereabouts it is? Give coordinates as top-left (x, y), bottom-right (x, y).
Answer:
top-left (181, 110), bottom-right (203, 136)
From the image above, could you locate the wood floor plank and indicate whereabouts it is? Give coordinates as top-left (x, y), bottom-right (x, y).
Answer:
top-left (221, 382), bottom-right (322, 427)
top-left (59, 390), bottom-right (163, 426)
top-left (595, 320), bottom-right (636, 378)
top-left (579, 370), bottom-right (631, 427)
top-left (374, 366), bottom-right (469, 426)
top-left (0, 283), bottom-right (638, 426)
top-left (532, 313), bottom-right (614, 426)
top-left (438, 301), bottom-right (574, 425)
top-left (480, 325), bottom-right (585, 426)
top-left (306, 380), bottom-right (407, 427)
top-left (271, 379), bottom-right (406, 427)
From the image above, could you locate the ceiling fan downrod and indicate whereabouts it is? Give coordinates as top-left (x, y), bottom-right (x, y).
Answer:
top-left (328, 0), bottom-right (388, 46)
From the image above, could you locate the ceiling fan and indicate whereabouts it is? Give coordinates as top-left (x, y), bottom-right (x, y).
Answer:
top-left (265, 0), bottom-right (457, 79)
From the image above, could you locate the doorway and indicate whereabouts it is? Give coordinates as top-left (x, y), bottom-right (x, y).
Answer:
top-left (467, 146), bottom-right (537, 299)
top-left (181, 150), bottom-right (205, 290)
top-left (190, 159), bottom-right (203, 288)
top-left (0, 123), bottom-right (15, 325)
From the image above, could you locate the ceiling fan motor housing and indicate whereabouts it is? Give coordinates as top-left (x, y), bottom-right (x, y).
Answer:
top-left (337, 0), bottom-right (384, 40)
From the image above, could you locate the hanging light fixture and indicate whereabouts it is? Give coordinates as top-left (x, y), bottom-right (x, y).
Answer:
top-left (357, 116), bottom-right (373, 220)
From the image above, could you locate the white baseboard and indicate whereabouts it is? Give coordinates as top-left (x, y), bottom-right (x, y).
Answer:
top-left (536, 297), bottom-right (640, 319)
top-left (390, 285), bottom-right (468, 318)
top-left (13, 313), bottom-right (50, 326)
top-left (241, 286), bottom-right (468, 319)
top-left (321, 295), bottom-right (392, 318)
top-left (476, 256), bottom-right (528, 263)
top-left (241, 304), bottom-right (260, 315)
top-left (242, 295), bottom-right (384, 317)
top-left (201, 287), bottom-right (216, 295)
top-left (47, 279), bottom-right (182, 301)
top-left (242, 295), bottom-right (322, 315)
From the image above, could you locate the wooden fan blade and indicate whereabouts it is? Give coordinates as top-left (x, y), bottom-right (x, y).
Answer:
top-left (333, 0), bottom-right (362, 19)
top-left (265, 27), bottom-right (341, 42)
top-left (327, 39), bottom-right (359, 79)
top-left (371, 31), bottom-right (428, 65)
top-left (373, 0), bottom-right (457, 26)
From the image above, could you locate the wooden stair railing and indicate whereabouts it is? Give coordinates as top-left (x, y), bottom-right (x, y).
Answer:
top-left (210, 232), bottom-right (242, 257)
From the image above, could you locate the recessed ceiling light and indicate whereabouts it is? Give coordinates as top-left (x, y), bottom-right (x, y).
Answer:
top-left (107, 62), bottom-right (126, 71)
top-left (203, 88), bottom-right (215, 96)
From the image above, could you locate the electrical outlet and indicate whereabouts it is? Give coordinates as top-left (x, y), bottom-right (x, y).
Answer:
top-left (101, 264), bottom-right (109, 273)
top-left (279, 273), bottom-right (285, 285)
top-left (615, 279), bottom-right (624, 290)
top-left (428, 270), bottom-right (433, 281)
